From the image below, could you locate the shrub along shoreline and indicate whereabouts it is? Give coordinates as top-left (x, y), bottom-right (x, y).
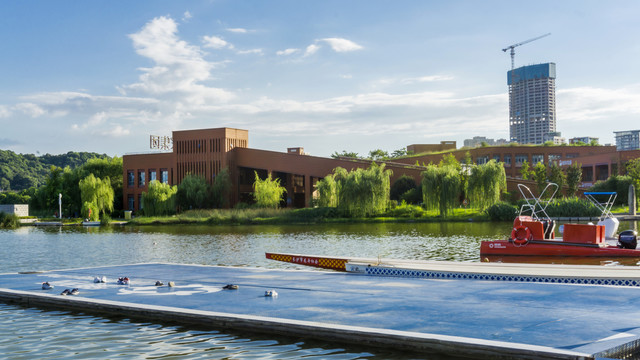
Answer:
top-left (126, 197), bottom-right (629, 226)
top-left (127, 207), bottom-right (490, 226)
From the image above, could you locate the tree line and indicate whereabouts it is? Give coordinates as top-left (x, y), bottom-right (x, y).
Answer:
top-left (0, 149), bottom-right (111, 191)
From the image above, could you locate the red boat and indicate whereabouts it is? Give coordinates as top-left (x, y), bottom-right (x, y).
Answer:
top-left (480, 184), bottom-right (640, 258)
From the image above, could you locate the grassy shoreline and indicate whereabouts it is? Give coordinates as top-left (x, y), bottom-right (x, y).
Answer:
top-left (126, 207), bottom-right (489, 226)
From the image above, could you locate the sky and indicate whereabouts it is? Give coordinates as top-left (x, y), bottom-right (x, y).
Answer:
top-left (1, 0), bottom-right (640, 158)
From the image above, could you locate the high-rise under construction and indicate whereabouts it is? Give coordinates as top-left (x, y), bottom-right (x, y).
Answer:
top-left (508, 63), bottom-right (557, 144)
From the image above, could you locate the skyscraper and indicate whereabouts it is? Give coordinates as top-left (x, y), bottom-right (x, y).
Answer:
top-left (508, 63), bottom-right (557, 144)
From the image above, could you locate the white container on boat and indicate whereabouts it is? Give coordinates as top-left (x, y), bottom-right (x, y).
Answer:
top-left (598, 217), bottom-right (619, 240)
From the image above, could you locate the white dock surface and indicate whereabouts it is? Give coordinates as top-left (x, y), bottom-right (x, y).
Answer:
top-left (1, 263), bottom-right (640, 359)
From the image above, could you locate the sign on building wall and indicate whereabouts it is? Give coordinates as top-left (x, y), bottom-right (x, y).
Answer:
top-left (150, 135), bottom-right (173, 151)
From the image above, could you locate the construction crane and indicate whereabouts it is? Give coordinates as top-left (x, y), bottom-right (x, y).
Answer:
top-left (502, 33), bottom-right (551, 70)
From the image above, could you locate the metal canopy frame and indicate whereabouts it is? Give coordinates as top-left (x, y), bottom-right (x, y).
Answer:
top-left (584, 191), bottom-right (617, 222)
top-left (517, 183), bottom-right (558, 222)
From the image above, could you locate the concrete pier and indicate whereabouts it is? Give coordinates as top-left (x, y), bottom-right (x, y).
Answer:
top-left (1, 263), bottom-right (640, 359)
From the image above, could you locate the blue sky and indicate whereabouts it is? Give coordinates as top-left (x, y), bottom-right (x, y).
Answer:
top-left (1, 1), bottom-right (639, 157)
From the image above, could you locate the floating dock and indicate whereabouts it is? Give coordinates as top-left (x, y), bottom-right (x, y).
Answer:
top-left (1, 263), bottom-right (640, 359)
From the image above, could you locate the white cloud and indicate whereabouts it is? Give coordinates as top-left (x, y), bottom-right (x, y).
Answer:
top-left (102, 125), bottom-right (130, 137)
top-left (237, 48), bottom-right (263, 55)
top-left (202, 35), bottom-right (229, 49)
top-left (277, 48), bottom-right (299, 56)
top-left (0, 105), bottom-right (11, 118)
top-left (125, 16), bottom-right (234, 105)
top-left (412, 75), bottom-right (454, 83)
top-left (182, 11), bottom-right (192, 22)
top-left (557, 86), bottom-right (640, 141)
top-left (14, 103), bottom-right (46, 118)
top-left (319, 38), bottom-right (363, 52)
top-left (226, 28), bottom-right (248, 33)
top-left (304, 44), bottom-right (320, 57)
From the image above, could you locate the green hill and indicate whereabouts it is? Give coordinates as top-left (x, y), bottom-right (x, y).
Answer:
top-left (0, 150), bottom-right (112, 191)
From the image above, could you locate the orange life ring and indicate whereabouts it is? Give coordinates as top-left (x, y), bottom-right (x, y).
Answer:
top-left (511, 225), bottom-right (531, 246)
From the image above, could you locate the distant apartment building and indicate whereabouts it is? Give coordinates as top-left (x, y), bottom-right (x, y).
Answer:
top-left (569, 137), bottom-right (599, 145)
top-left (508, 63), bottom-right (557, 145)
top-left (463, 136), bottom-right (508, 148)
top-left (543, 131), bottom-right (565, 145)
top-left (614, 130), bottom-right (640, 151)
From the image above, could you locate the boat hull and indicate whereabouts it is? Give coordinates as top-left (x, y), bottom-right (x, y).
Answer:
top-left (265, 252), bottom-right (351, 271)
top-left (480, 240), bottom-right (640, 257)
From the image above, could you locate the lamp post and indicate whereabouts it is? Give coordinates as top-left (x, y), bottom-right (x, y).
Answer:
top-left (58, 193), bottom-right (62, 220)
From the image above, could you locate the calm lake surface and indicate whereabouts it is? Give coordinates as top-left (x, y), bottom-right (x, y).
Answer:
top-left (0, 221), bottom-right (637, 359)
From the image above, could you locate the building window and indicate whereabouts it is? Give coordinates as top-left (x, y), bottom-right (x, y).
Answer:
top-left (515, 155), bottom-right (528, 167)
top-left (532, 154), bottom-right (544, 165)
top-left (128, 195), bottom-right (134, 210)
top-left (149, 169), bottom-right (157, 182)
top-left (138, 194), bottom-right (143, 210)
top-left (504, 155), bottom-right (511, 167)
top-left (476, 156), bottom-right (489, 165)
top-left (548, 154), bottom-right (561, 166)
top-left (127, 170), bottom-right (135, 187)
top-left (161, 169), bottom-right (168, 184)
top-left (566, 153), bottom-right (578, 159)
top-left (493, 155), bottom-right (501, 162)
top-left (138, 170), bottom-right (145, 187)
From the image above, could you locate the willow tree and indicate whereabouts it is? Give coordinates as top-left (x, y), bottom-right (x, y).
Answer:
top-left (211, 168), bottom-right (232, 208)
top-left (317, 163), bottom-right (392, 217)
top-left (316, 173), bottom-right (339, 207)
top-left (142, 181), bottom-right (177, 216)
top-left (421, 164), bottom-right (461, 216)
top-left (253, 172), bottom-right (286, 208)
top-left (176, 174), bottom-right (209, 210)
top-left (336, 163), bottom-right (392, 217)
top-left (79, 174), bottom-right (114, 220)
top-left (467, 160), bottom-right (506, 210)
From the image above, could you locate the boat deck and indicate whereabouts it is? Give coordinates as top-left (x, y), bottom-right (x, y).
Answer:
top-left (1, 263), bottom-right (640, 359)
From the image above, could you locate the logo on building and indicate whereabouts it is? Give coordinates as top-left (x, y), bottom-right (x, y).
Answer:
top-left (150, 135), bottom-right (173, 151)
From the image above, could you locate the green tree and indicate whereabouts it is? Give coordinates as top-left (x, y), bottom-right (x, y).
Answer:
top-left (317, 163), bottom-right (392, 216)
top-left (176, 174), bottom-right (210, 210)
top-left (368, 149), bottom-right (389, 161)
top-left (390, 148), bottom-right (407, 158)
top-left (34, 166), bottom-right (69, 215)
top-left (79, 174), bottom-right (114, 220)
top-left (390, 175), bottom-right (418, 201)
top-left (533, 162), bottom-right (548, 195)
top-left (0, 191), bottom-right (31, 205)
top-left (566, 162), bottom-right (583, 197)
top-left (462, 151), bottom-right (472, 165)
top-left (141, 181), bottom-right (177, 216)
top-left (421, 164), bottom-right (461, 216)
top-left (548, 162), bottom-right (567, 192)
top-left (440, 153), bottom-right (467, 200)
top-left (336, 163), bottom-right (392, 217)
top-left (78, 157), bottom-right (123, 211)
top-left (316, 174), bottom-right (339, 207)
top-left (330, 151), bottom-right (359, 159)
top-left (627, 158), bottom-right (640, 193)
top-left (253, 172), bottom-right (286, 208)
top-left (589, 175), bottom-right (633, 205)
top-left (467, 160), bottom-right (506, 210)
top-left (211, 168), bottom-right (232, 208)
top-left (520, 160), bottom-right (531, 180)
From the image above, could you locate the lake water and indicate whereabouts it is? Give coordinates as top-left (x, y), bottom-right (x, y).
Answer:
top-left (0, 221), bottom-right (636, 359)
